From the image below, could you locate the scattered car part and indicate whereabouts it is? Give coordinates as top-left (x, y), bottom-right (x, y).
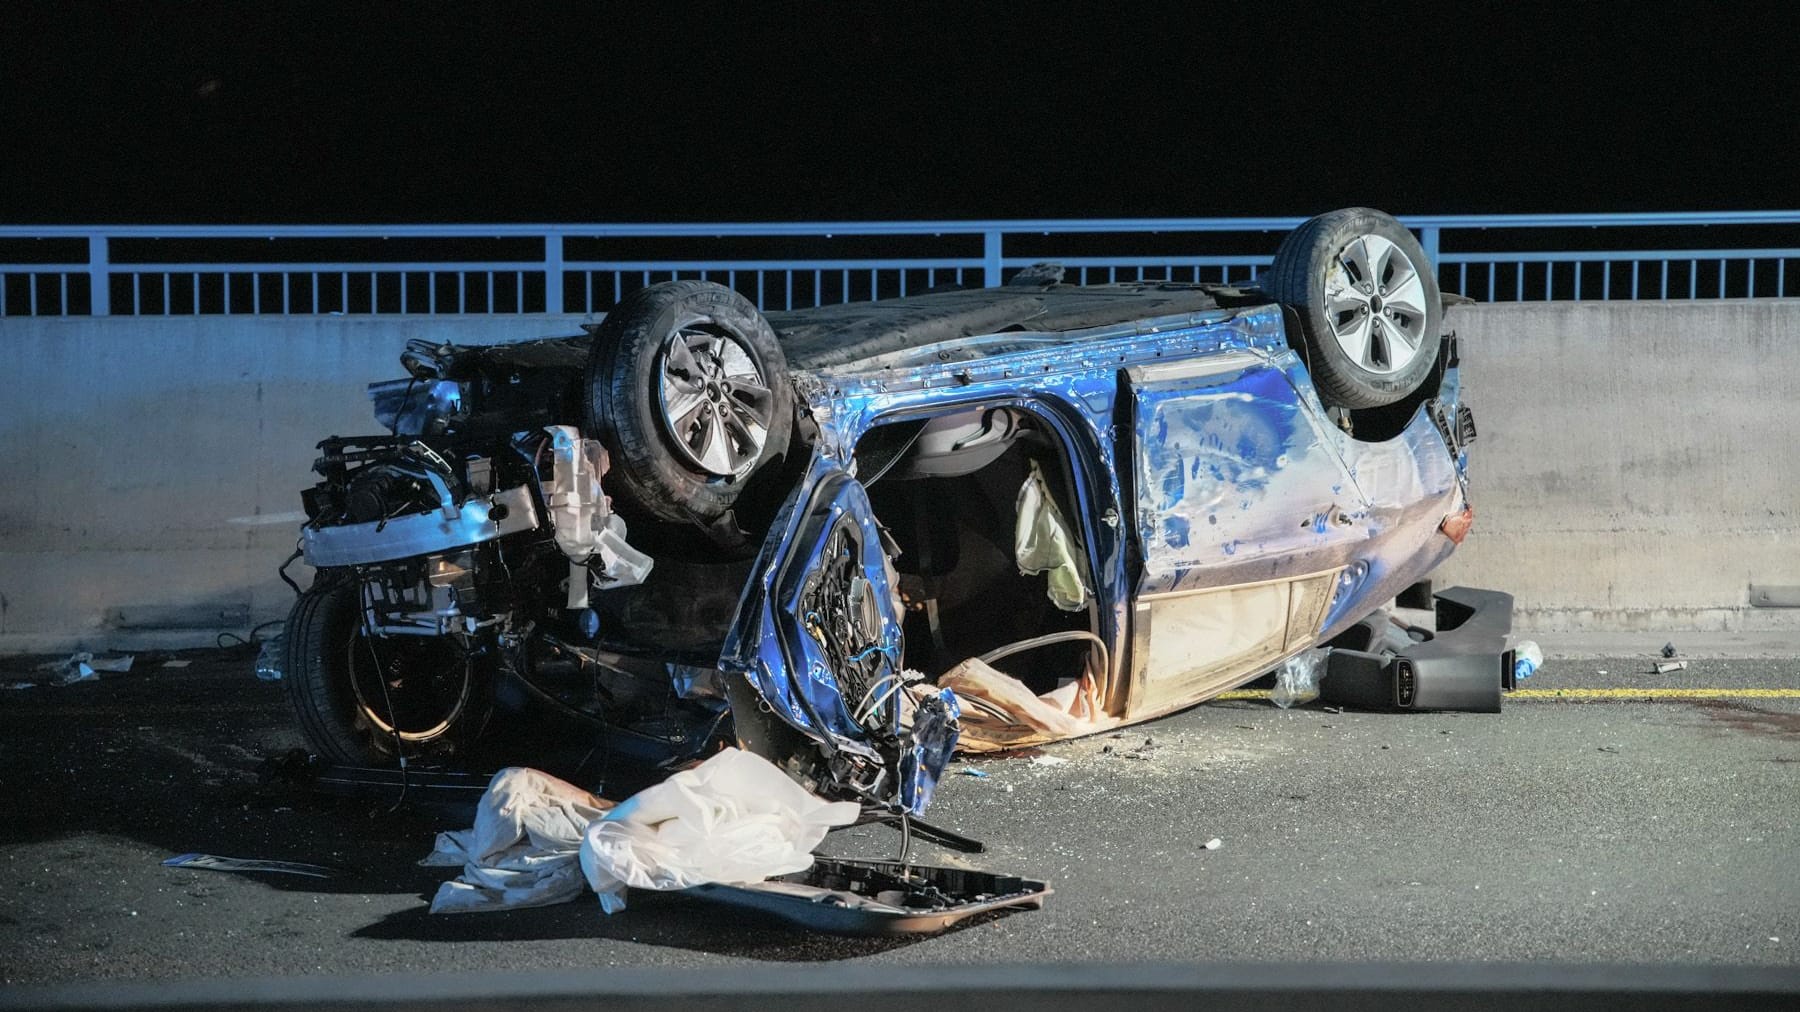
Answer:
top-left (162, 853), bottom-right (343, 879)
top-left (684, 858), bottom-right (1050, 936)
top-left (1317, 586), bottom-right (1516, 712)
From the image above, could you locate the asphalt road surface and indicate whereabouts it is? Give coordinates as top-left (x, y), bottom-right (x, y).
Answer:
top-left (1, 645), bottom-right (1796, 986)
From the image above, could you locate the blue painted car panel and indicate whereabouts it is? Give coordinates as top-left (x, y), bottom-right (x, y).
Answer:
top-left (729, 299), bottom-right (1472, 765)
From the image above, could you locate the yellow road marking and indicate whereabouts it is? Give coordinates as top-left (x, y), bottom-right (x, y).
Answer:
top-left (1508, 687), bottom-right (1800, 700)
top-left (1211, 687), bottom-right (1800, 702)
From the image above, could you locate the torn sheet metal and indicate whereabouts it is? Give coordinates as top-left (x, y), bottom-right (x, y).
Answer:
top-left (541, 425), bottom-right (653, 608)
top-left (1015, 458), bottom-right (1090, 611)
top-left (38, 652), bottom-right (131, 685)
top-left (720, 458), bottom-right (903, 763)
top-left (162, 853), bottom-right (341, 879)
top-left (423, 766), bottom-right (613, 914)
top-left (899, 686), bottom-right (961, 816)
top-left (579, 748), bottom-right (860, 914)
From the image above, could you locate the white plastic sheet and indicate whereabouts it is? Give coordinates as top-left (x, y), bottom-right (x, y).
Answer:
top-left (580, 748), bottom-right (860, 914)
top-left (1271, 648), bottom-right (1328, 709)
top-left (422, 767), bottom-right (613, 914)
top-left (425, 749), bottom-right (858, 916)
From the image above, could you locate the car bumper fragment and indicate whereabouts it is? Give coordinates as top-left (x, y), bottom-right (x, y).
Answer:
top-left (684, 857), bottom-right (1051, 935)
top-left (1318, 586), bottom-right (1516, 712)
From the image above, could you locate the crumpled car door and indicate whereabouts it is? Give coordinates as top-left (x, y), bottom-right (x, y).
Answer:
top-left (719, 456), bottom-right (958, 814)
top-left (1123, 350), bottom-right (1363, 716)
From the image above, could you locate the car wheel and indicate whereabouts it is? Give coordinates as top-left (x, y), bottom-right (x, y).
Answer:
top-left (282, 580), bottom-right (488, 765)
top-left (586, 281), bottom-right (793, 537)
top-left (1266, 207), bottom-right (1442, 410)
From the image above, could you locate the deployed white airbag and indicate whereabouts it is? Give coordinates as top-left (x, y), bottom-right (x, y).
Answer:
top-left (1015, 459), bottom-right (1090, 611)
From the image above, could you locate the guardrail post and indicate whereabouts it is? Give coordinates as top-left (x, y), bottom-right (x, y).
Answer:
top-left (88, 235), bottom-right (110, 315)
top-left (983, 229), bottom-right (1003, 287)
top-left (1420, 226), bottom-right (1440, 273)
top-left (543, 233), bottom-right (564, 313)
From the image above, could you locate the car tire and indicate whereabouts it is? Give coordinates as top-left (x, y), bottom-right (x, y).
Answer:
top-left (1266, 207), bottom-right (1442, 410)
top-left (585, 281), bottom-right (794, 536)
top-left (282, 579), bottom-right (487, 765)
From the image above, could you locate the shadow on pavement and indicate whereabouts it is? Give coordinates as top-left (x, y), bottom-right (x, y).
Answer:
top-left (2, 647), bottom-right (523, 897)
top-left (350, 889), bottom-right (1014, 961)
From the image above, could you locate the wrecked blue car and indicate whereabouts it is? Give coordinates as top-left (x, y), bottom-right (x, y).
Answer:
top-left (282, 207), bottom-right (1503, 819)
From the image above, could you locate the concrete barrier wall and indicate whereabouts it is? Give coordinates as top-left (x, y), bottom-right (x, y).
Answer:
top-left (1, 301), bottom-right (1795, 652)
top-left (1437, 299), bottom-right (1800, 631)
top-left (0, 313), bottom-right (602, 653)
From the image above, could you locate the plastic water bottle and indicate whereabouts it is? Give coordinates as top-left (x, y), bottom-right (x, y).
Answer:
top-left (1513, 640), bottom-right (1542, 682)
top-left (254, 634), bottom-right (285, 681)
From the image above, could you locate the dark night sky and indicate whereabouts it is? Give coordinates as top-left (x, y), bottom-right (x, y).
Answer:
top-left (3, 2), bottom-right (1797, 224)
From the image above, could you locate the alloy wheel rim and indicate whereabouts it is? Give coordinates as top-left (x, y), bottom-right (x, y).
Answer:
top-left (656, 325), bottom-right (774, 477)
top-left (1323, 233), bottom-right (1430, 375)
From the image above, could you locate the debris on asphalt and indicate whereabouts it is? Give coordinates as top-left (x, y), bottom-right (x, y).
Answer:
top-left (1271, 649), bottom-right (1327, 708)
top-left (161, 659), bottom-right (192, 669)
top-left (3, 681), bottom-right (35, 690)
top-left (35, 652), bottom-right (135, 685)
top-left (40, 653), bottom-right (97, 685)
top-left (1662, 642), bottom-right (1679, 659)
top-left (1654, 660), bottom-right (1689, 674)
top-left (960, 768), bottom-right (991, 778)
top-left (431, 748), bottom-right (858, 916)
top-left (162, 852), bottom-right (342, 879)
top-left (1119, 738), bottom-right (1158, 761)
top-left (1030, 755), bottom-right (1068, 767)
top-left (254, 635), bottom-right (285, 682)
top-left (1513, 640), bottom-right (1543, 681)
top-left (686, 856), bottom-right (1050, 935)
top-left (1203, 838), bottom-right (1223, 850)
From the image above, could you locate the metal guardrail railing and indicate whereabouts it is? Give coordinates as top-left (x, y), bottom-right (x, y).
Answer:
top-left (1, 212), bottom-right (1796, 317)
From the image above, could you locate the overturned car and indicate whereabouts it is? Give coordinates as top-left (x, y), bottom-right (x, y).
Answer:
top-left (281, 207), bottom-right (1500, 820)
